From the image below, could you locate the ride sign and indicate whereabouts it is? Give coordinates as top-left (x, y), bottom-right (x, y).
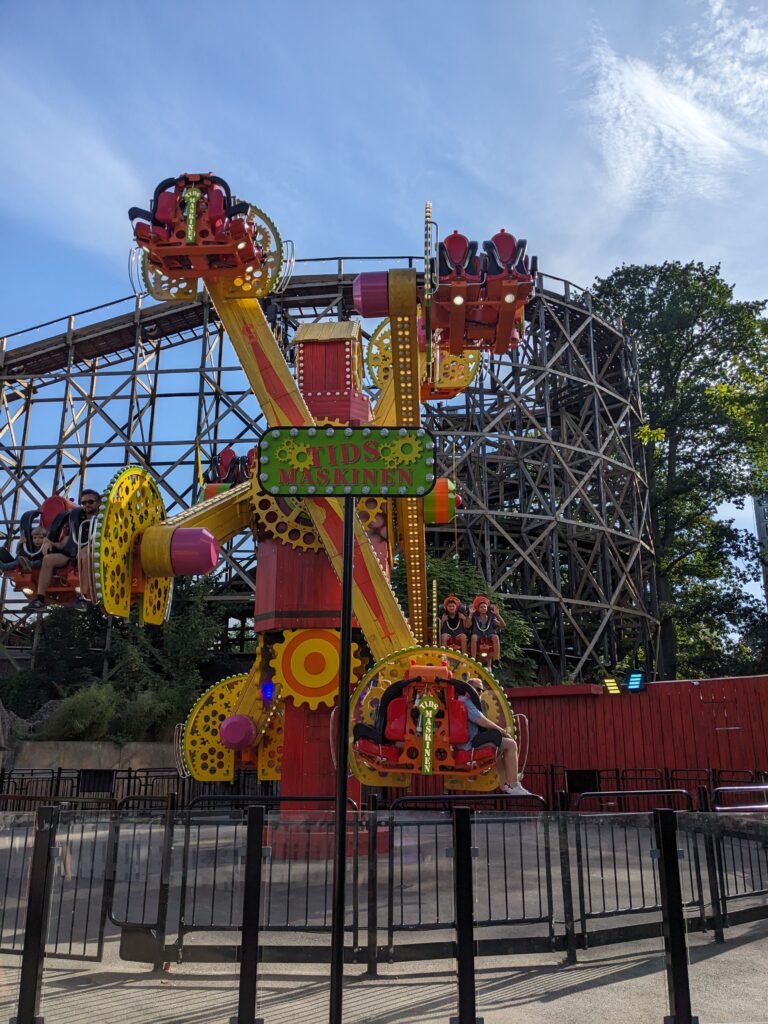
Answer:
top-left (418, 694), bottom-right (441, 774)
top-left (258, 426), bottom-right (437, 497)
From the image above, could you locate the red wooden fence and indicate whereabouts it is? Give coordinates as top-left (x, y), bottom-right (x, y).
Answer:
top-left (508, 675), bottom-right (768, 774)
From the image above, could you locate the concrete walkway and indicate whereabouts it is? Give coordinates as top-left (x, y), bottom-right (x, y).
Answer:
top-left (1, 919), bottom-right (767, 1023)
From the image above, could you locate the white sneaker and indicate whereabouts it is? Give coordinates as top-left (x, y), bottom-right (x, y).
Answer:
top-left (501, 783), bottom-right (533, 797)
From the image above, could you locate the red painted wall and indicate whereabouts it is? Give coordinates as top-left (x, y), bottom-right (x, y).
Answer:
top-left (507, 675), bottom-right (768, 773)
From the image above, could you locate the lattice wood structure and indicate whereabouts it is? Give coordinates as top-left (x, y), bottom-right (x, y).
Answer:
top-left (0, 261), bottom-right (658, 679)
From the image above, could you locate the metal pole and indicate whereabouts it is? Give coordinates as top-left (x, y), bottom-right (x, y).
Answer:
top-left (153, 792), bottom-right (177, 971)
top-left (12, 805), bottom-right (58, 1024)
top-left (329, 495), bottom-right (355, 1024)
top-left (653, 808), bottom-right (698, 1024)
top-left (231, 804), bottom-right (265, 1024)
top-left (557, 813), bottom-right (578, 963)
top-left (451, 805), bottom-right (483, 1024)
top-left (366, 793), bottom-right (379, 976)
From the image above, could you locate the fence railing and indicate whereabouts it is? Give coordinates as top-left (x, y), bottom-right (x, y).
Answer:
top-left (3, 764), bottom-right (763, 812)
top-left (1, 798), bottom-right (766, 974)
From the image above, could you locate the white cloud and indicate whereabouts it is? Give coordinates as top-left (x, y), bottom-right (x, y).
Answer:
top-left (586, 1), bottom-right (768, 215)
top-left (0, 66), bottom-right (145, 266)
top-left (587, 38), bottom-right (740, 210)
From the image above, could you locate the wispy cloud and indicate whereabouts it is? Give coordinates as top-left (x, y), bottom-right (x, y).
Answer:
top-left (0, 65), bottom-right (144, 266)
top-left (586, 0), bottom-right (768, 212)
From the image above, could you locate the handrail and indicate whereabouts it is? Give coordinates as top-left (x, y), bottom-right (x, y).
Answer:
top-left (186, 793), bottom-right (358, 811)
top-left (390, 793), bottom-right (547, 811)
top-left (574, 789), bottom-right (694, 810)
top-left (116, 793), bottom-right (177, 810)
top-left (712, 784), bottom-right (768, 813)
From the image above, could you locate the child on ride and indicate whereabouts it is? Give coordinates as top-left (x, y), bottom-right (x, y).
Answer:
top-left (0, 526), bottom-right (48, 573)
top-left (439, 594), bottom-right (468, 653)
top-left (467, 595), bottom-right (505, 665)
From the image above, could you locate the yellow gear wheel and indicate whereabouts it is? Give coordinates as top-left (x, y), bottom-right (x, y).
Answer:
top-left (182, 674), bottom-right (247, 781)
top-left (366, 319), bottom-right (393, 387)
top-left (252, 473), bottom-right (386, 551)
top-left (435, 349), bottom-right (482, 388)
top-left (257, 699), bottom-right (285, 781)
top-left (271, 629), bottom-right (362, 710)
top-left (92, 466), bottom-right (171, 625)
top-left (275, 439), bottom-right (313, 470)
top-left (252, 490), bottom-right (323, 551)
top-left (141, 256), bottom-right (197, 303)
top-left (223, 203), bottom-right (283, 299)
top-left (349, 646), bottom-right (511, 790)
top-left (379, 433), bottom-right (423, 468)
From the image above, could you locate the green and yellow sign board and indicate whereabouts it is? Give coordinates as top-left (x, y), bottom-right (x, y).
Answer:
top-left (258, 426), bottom-right (436, 497)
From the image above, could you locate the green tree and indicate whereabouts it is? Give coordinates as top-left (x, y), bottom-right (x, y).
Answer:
top-left (3, 579), bottom-right (238, 742)
top-left (592, 261), bottom-right (768, 678)
top-left (103, 577), bottom-right (233, 740)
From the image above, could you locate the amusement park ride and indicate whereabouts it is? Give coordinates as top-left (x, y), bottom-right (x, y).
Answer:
top-left (4, 175), bottom-right (536, 798)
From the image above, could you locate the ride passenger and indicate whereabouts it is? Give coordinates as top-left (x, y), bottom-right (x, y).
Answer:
top-left (439, 594), bottom-right (468, 653)
top-left (24, 489), bottom-right (102, 613)
top-left (457, 678), bottom-right (530, 797)
top-left (0, 526), bottom-right (48, 573)
top-left (467, 595), bottom-right (505, 664)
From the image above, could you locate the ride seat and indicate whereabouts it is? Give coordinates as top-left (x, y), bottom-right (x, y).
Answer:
top-left (448, 684), bottom-right (497, 766)
top-left (447, 697), bottom-right (469, 745)
top-left (207, 186), bottom-right (227, 237)
top-left (484, 231), bottom-right (529, 279)
top-left (154, 191), bottom-right (177, 229)
top-left (438, 232), bottom-right (482, 281)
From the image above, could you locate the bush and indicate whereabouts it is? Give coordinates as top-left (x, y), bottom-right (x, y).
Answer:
top-left (44, 684), bottom-right (120, 741)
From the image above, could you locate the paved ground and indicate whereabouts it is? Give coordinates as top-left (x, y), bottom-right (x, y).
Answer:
top-left (1, 919), bottom-right (767, 1023)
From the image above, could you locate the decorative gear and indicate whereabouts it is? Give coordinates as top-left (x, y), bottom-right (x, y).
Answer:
top-left (275, 439), bottom-right (313, 470)
top-left (141, 255), bottom-right (197, 303)
top-left (93, 465), bottom-right (171, 624)
top-left (252, 470), bottom-right (385, 549)
top-left (348, 646), bottom-right (510, 790)
top-left (366, 319), bottom-right (393, 387)
top-left (271, 629), bottom-right (363, 710)
top-left (435, 349), bottom-right (481, 388)
top-left (182, 674), bottom-right (247, 781)
top-left (252, 491), bottom-right (323, 551)
top-left (256, 699), bottom-right (285, 781)
top-left (223, 202), bottom-right (283, 299)
top-left (380, 434), bottom-right (423, 468)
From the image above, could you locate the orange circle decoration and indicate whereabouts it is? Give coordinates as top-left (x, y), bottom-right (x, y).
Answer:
top-left (270, 629), bottom-right (362, 710)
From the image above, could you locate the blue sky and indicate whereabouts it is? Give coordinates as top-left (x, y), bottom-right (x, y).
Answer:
top-left (0, 0), bottom-right (765, 578)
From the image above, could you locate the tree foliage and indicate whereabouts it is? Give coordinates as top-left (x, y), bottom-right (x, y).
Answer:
top-left (4, 579), bottom-right (241, 742)
top-left (592, 261), bottom-right (768, 678)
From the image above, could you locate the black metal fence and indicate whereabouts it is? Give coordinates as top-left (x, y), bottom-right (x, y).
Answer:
top-left (2, 800), bottom-right (767, 967)
top-left (3, 764), bottom-right (765, 812)
top-left (3, 799), bottom-right (768, 1024)
top-left (0, 766), bottom-right (276, 810)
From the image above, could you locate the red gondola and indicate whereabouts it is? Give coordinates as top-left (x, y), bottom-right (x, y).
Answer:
top-left (129, 173), bottom-right (262, 281)
top-left (352, 664), bottom-right (498, 778)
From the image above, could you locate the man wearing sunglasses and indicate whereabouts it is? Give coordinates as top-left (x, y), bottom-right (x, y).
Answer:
top-left (24, 489), bottom-right (101, 613)
top-left (457, 678), bottom-right (531, 797)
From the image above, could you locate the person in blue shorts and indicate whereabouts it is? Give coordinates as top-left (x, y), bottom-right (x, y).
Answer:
top-left (457, 678), bottom-right (531, 797)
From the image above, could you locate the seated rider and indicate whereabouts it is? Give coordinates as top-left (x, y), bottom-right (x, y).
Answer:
top-left (456, 678), bottom-right (530, 796)
top-left (467, 595), bottom-right (505, 664)
top-left (24, 489), bottom-right (101, 613)
top-left (439, 594), bottom-right (468, 653)
top-left (0, 526), bottom-right (48, 573)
